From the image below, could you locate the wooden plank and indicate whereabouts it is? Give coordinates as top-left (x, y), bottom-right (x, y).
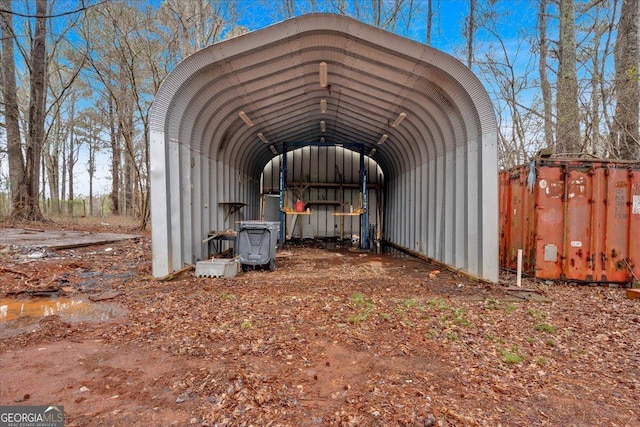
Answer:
top-left (157, 264), bottom-right (194, 282)
top-left (89, 290), bottom-right (121, 301)
top-left (287, 181), bottom-right (383, 190)
top-left (305, 201), bottom-right (340, 205)
top-left (51, 237), bottom-right (139, 250)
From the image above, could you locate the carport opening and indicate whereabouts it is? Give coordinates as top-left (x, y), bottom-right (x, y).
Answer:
top-left (261, 145), bottom-right (384, 247)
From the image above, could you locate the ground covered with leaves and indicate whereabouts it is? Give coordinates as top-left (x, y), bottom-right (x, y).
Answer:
top-left (0, 220), bottom-right (639, 426)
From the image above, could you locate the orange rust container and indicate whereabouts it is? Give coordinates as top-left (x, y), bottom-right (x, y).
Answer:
top-left (499, 158), bottom-right (640, 285)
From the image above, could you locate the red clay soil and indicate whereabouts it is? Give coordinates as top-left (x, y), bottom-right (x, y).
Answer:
top-left (0, 220), bottom-right (638, 426)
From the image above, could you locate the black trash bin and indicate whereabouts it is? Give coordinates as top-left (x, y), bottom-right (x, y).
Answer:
top-left (235, 221), bottom-right (280, 271)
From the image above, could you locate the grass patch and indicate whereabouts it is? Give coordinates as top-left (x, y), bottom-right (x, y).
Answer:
top-left (535, 323), bottom-right (557, 334)
top-left (484, 298), bottom-right (501, 310)
top-left (433, 306), bottom-right (471, 327)
top-left (484, 298), bottom-right (518, 314)
top-left (428, 297), bottom-right (450, 310)
top-left (348, 292), bottom-right (375, 324)
top-left (426, 329), bottom-right (439, 339)
top-left (452, 308), bottom-right (471, 327)
top-left (503, 304), bottom-right (517, 314)
top-left (484, 299), bottom-right (516, 314)
top-left (351, 292), bottom-right (366, 306)
top-left (240, 320), bottom-right (253, 329)
top-left (500, 346), bottom-right (526, 364)
top-left (347, 312), bottom-right (369, 323)
top-left (402, 298), bottom-right (418, 309)
top-left (527, 309), bottom-right (547, 321)
top-left (487, 334), bottom-right (504, 344)
top-left (401, 298), bottom-right (426, 311)
top-left (402, 319), bottom-right (415, 328)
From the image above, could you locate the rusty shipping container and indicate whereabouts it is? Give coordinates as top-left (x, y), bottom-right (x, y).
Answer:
top-left (499, 158), bottom-right (640, 285)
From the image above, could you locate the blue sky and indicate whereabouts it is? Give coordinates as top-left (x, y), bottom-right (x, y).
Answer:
top-left (2, 0), bottom-right (544, 198)
top-left (232, 1), bottom-right (542, 53)
top-left (2, 1), bottom-right (616, 198)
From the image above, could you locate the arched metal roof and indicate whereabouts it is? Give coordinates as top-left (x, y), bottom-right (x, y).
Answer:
top-left (149, 13), bottom-right (499, 282)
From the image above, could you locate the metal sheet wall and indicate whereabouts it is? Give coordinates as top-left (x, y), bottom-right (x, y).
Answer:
top-left (499, 159), bottom-right (640, 284)
top-left (262, 146), bottom-right (383, 240)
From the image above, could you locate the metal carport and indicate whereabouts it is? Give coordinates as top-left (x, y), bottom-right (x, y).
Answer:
top-left (149, 13), bottom-right (499, 282)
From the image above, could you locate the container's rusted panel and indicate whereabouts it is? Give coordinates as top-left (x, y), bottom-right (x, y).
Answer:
top-left (602, 167), bottom-right (632, 282)
top-left (534, 164), bottom-right (565, 280)
top-left (499, 167), bottom-right (536, 274)
top-left (499, 159), bottom-right (640, 285)
top-left (630, 168), bottom-right (640, 282)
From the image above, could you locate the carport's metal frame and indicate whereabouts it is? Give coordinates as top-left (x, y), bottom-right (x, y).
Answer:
top-left (149, 14), bottom-right (499, 283)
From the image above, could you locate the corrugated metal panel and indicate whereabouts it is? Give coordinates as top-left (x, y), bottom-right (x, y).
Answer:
top-left (150, 14), bottom-right (499, 282)
top-left (499, 158), bottom-right (640, 284)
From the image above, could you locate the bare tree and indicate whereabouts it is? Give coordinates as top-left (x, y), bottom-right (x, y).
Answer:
top-left (43, 52), bottom-right (85, 215)
top-left (106, 90), bottom-right (121, 215)
top-left (611, 0), bottom-right (639, 159)
top-left (279, 0), bottom-right (296, 18)
top-left (156, 0), bottom-right (235, 62)
top-left (80, 3), bottom-right (144, 224)
top-left (556, 0), bottom-right (582, 155)
top-left (538, 0), bottom-right (555, 150)
top-left (2, 0), bottom-right (89, 220)
top-left (0, 0), bottom-right (27, 215)
top-left (426, 0), bottom-right (434, 45)
top-left (75, 108), bottom-right (104, 215)
top-left (66, 93), bottom-right (81, 216)
top-left (463, 0), bottom-right (477, 68)
top-left (474, 4), bottom-right (547, 169)
top-left (575, 0), bottom-right (618, 157)
top-left (18, 0), bottom-right (48, 220)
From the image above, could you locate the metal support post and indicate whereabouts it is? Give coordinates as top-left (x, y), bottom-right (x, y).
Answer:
top-left (278, 142), bottom-right (288, 244)
top-left (360, 147), bottom-right (368, 249)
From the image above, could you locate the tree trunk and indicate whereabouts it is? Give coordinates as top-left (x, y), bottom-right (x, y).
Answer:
top-left (21, 0), bottom-right (48, 220)
top-left (88, 141), bottom-right (94, 217)
top-left (538, 0), bottom-right (554, 150)
top-left (45, 119), bottom-right (61, 215)
top-left (68, 128), bottom-right (75, 217)
top-left (426, 0), bottom-right (433, 45)
top-left (109, 96), bottom-right (121, 215)
top-left (124, 147), bottom-right (133, 217)
top-left (611, 0), bottom-right (640, 159)
top-left (556, 0), bottom-right (582, 155)
top-left (0, 0), bottom-right (27, 213)
top-left (465, 0), bottom-right (477, 68)
top-left (61, 128), bottom-right (67, 208)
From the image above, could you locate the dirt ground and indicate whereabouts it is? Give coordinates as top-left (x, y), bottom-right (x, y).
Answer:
top-left (0, 218), bottom-right (639, 426)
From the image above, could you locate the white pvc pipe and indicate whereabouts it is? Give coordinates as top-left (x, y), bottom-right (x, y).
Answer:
top-left (516, 249), bottom-right (523, 287)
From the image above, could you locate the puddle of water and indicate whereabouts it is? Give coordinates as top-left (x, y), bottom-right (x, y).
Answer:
top-left (0, 296), bottom-right (123, 328)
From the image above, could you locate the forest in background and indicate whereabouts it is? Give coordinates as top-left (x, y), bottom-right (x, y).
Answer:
top-left (0, 0), bottom-right (638, 226)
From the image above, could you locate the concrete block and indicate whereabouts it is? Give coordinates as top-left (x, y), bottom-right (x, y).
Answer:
top-left (195, 259), bottom-right (239, 278)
